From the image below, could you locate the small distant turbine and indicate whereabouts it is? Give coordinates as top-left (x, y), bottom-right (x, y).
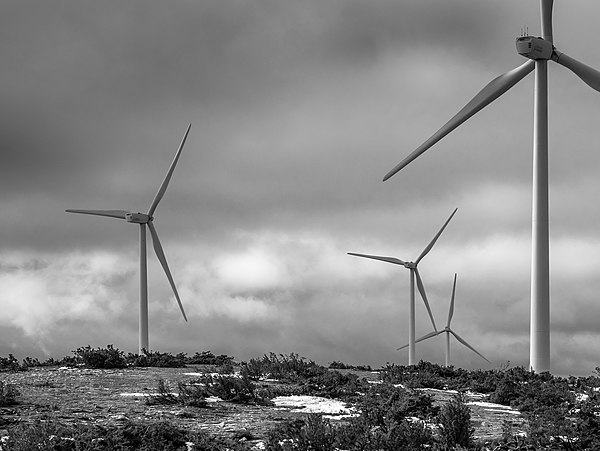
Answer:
top-left (348, 208), bottom-right (457, 365)
top-left (66, 124), bottom-right (191, 354)
top-left (397, 274), bottom-right (489, 367)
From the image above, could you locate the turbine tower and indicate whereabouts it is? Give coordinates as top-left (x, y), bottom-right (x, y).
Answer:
top-left (397, 274), bottom-right (489, 367)
top-left (348, 208), bottom-right (457, 365)
top-left (67, 124), bottom-right (191, 354)
top-left (383, 1), bottom-right (600, 373)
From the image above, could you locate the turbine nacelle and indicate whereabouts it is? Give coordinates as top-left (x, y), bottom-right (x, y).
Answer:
top-left (516, 36), bottom-right (554, 60)
top-left (126, 213), bottom-right (150, 224)
top-left (403, 261), bottom-right (417, 270)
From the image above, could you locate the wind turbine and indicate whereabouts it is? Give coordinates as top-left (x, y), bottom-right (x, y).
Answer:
top-left (348, 208), bottom-right (457, 365)
top-left (397, 274), bottom-right (489, 367)
top-left (66, 124), bottom-right (191, 354)
top-left (382, 1), bottom-right (600, 373)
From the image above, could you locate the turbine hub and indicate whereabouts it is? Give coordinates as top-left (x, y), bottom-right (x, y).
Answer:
top-left (126, 213), bottom-right (150, 224)
top-left (516, 36), bottom-right (554, 60)
top-left (404, 262), bottom-right (416, 269)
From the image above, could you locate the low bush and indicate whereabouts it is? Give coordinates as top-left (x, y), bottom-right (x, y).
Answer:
top-left (146, 378), bottom-right (209, 407)
top-left (266, 382), bottom-right (439, 450)
top-left (0, 380), bottom-right (19, 406)
top-left (244, 353), bottom-right (327, 382)
top-left (437, 393), bottom-right (473, 449)
top-left (2, 418), bottom-right (249, 450)
top-left (148, 374), bottom-right (273, 407)
top-left (196, 373), bottom-right (274, 405)
top-left (72, 344), bottom-right (126, 369)
top-left (127, 349), bottom-right (187, 368)
top-left (0, 355), bottom-right (22, 372)
top-left (145, 378), bottom-right (180, 405)
top-left (300, 369), bottom-right (368, 402)
top-left (266, 415), bottom-right (336, 451)
top-left (186, 351), bottom-right (235, 366)
top-left (328, 360), bottom-right (372, 371)
top-left (358, 383), bottom-right (439, 427)
top-left (176, 381), bottom-right (210, 407)
top-left (380, 360), bottom-right (458, 389)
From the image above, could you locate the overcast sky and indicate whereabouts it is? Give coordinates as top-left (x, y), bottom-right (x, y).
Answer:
top-left (1, 0), bottom-right (600, 376)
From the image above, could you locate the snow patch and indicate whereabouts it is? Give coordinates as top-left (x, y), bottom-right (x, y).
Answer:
top-left (272, 395), bottom-right (357, 417)
top-left (467, 401), bottom-right (520, 415)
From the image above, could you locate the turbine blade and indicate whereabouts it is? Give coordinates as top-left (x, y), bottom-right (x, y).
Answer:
top-left (541, 0), bottom-right (554, 41)
top-left (147, 221), bottom-right (188, 322)
top-left (415, 268), bottom-right (437, 332)
top-left (148, 124), bottom-right (191, 217)
top-left (347, 253), bottom-right (405, 266)
top-left (383, 60), bottom-right (535, 181)
top-left (396, 330), bottom-right (440, 350)
top-left (449, 329), bottom-right (490, 363)
top-left (416, 208), bottom-right (458, 264)
top-left (553, 51), bottom-right (600, 93)
top-left (447, 273), bottom-right (457, 328)
top-left (66, 209), bottom-right (129, 220)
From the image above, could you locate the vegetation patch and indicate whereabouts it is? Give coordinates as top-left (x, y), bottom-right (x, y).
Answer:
top-left (1, 418), bottom-right (248, 450)
top-left (0, 380), bottom-right (19, 407)
top-left (328, 360), bottom-right (372, 371)
top-left (3, 349), bottom-right (600, 449)
top-left (127, 349), bottom-right (188, 368)
top-left (0, 355), bottom-right (22, 373)
top-left (243, 353), bottom-right (328, 382)
top-left (267, 383), bottom-right (438, 450)
top-left (72, 345), bottom-right (127, 369)
top-left (438, 393), bottom-right (473, 449)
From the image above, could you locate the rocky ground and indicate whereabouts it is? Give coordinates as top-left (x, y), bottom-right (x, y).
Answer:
top-left (0, 366), bottom-right (526, 446)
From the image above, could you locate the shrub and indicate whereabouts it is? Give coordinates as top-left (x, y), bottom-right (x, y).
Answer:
top-left (146, 378), bottom-right (209, 407)
top-left (0, 380), bottom-right (19, 406)
top-left (328, 360), bottom-right (372, 371)
top-left (198, 373), bottom-right (273, 405)
top-left (335, 415), bottom-right (434, 450)
top-left (380, 361), bottom-right (455, 389)
top-left (2, 418), bottom-right (248, 450)
top-left (300, 369), bottom-right (369, 402)
top-left (488, 378), bottom-right (521, 406)
top-left (145, 378), bottom-right (179, 405)
top-left (0, 354), bottom-right (21, 372)
top-left (20, 356), bottom-right (41, 368)
top-left (574, 390), bottom-right (600, 450)
top-left (266, 415), bottom-right (336, 451)
top-left (127, 349), bottom-right (187, 368)
top-left (55, 355), bottom-right (80, 367)
top-left (72, 344), bottom-right (126, 369)
top-left (244, 353), bottom-right (327, 382)
top-left (358, 383), bottom-right (439, 428)
top-left (176, 381), bottom-right (210, 407)
top-left (267, 384), bottom-right (437, 451)
top-left (186, 351), bottom-right (235, 366)
top-left (437, 393), bottom-right (473, 449)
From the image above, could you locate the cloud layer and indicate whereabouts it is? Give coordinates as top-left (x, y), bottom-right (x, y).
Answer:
top-left (1, 0), bottom-right (600, 376)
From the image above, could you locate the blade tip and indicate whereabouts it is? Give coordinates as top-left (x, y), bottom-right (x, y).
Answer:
top-left (382, 168), bottom-right (398, 182)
